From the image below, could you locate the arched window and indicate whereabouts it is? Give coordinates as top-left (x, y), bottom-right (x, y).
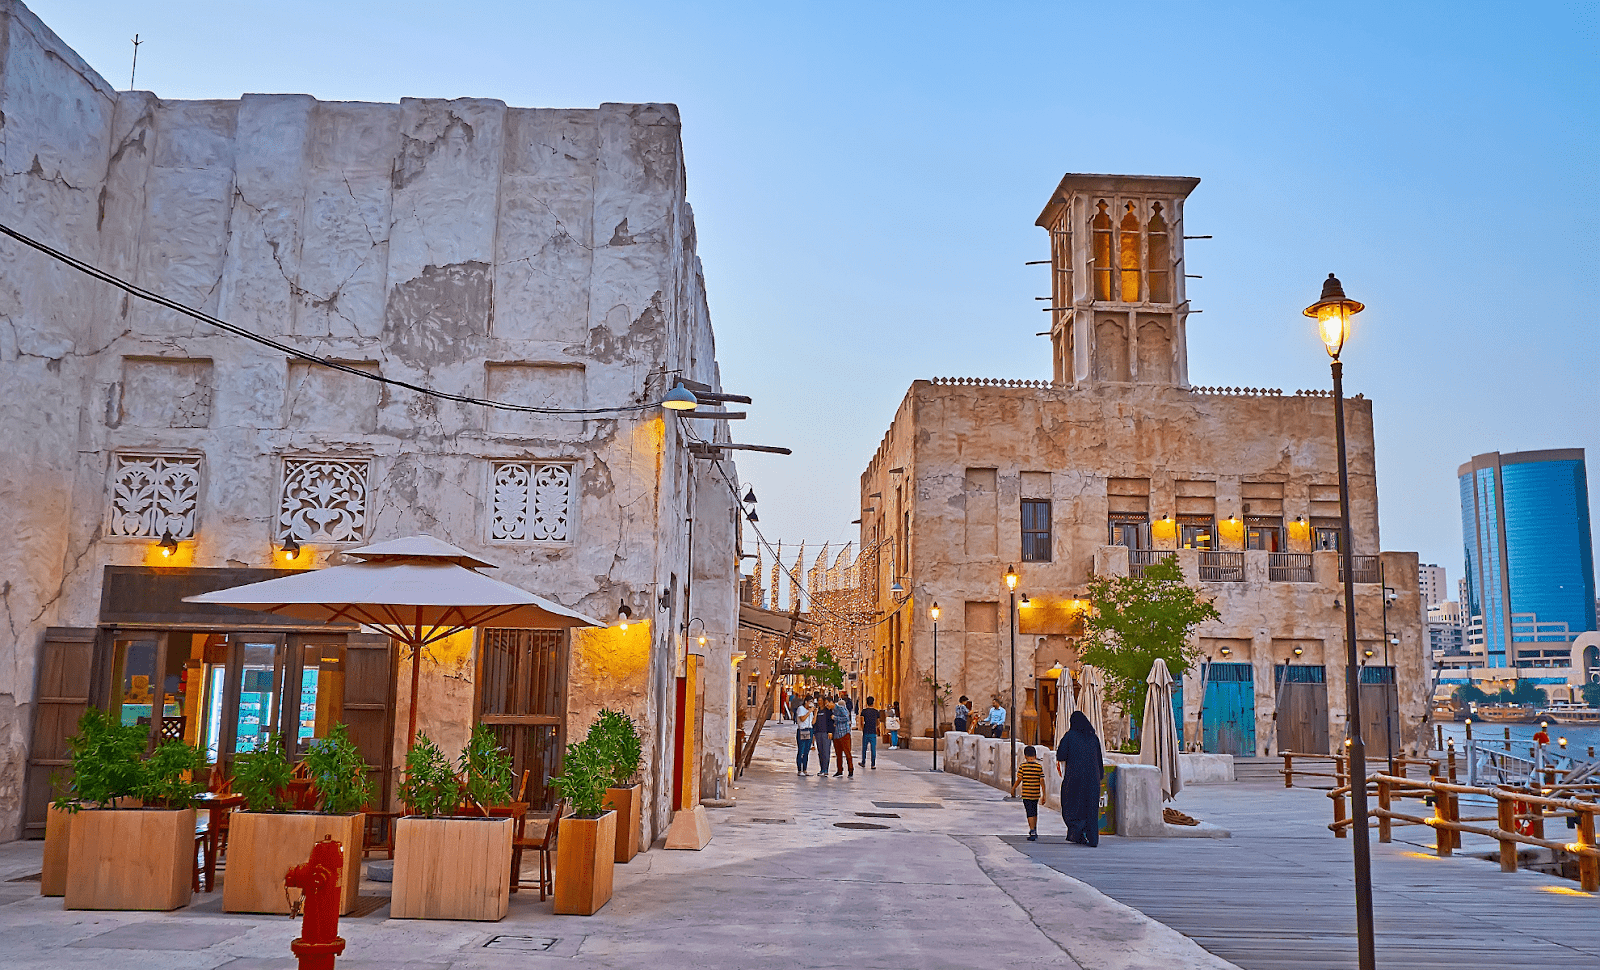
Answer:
top-left (1146, 203), bottom-right (1170, 304)
top-left (1118, 202), bottom-right (1142, 302)
top-left (1092, 201), bottom-right (1114, 301)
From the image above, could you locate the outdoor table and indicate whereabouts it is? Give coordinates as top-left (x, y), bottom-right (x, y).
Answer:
top-left (193, 791), bottom-right (246, 892)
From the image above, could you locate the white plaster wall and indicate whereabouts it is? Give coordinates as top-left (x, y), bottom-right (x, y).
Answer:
top-left (0, 0), bottom-right (737, 841)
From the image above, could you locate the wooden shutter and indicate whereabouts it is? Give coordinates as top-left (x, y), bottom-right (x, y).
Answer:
top-left (23, 628), bottom-right (98, 838)
top-left (342, 634), bottom-right (397, 810)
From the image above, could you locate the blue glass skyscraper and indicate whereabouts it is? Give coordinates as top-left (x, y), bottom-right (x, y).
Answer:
top-left (1459, 450), bottom-right (1597, 668)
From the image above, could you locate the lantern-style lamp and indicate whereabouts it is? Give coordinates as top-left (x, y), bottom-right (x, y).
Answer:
top-left (1004, 565), bottom-right (1018, 591)
top-left (1303, 273), bottom-right (1365, 360)
top-left (662, 382), bottom-right (699, 410)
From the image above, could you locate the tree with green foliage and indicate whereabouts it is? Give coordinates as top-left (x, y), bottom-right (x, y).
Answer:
top-left (1078, 555), bottom-right (1221, 730)
top-left (1493, 680), bottom-right (1548, 706)
top-left (54, 709), bottom-right (146, 811)
top-left (1453, 683), bottom-right (1489, 705)
top-left (811, 644), bottom-right (845, 688)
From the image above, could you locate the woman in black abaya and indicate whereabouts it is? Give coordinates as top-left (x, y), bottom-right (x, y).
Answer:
top-left (1055, 711), bottom-right (1104, 846)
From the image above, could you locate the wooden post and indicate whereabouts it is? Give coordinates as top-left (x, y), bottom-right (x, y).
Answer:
top-left (1579, 800), bottom-right (1599, 894)
top-left (1448, 745), bottom-right (1457, 784)
top-left (1531, 790), bottom-right (1546, 840)
top-left (1496, 795), bottom-right (1518, 873)
top-left (1434, 789), bottom-right (1454, 857)
top-left (1283, 753), bottom-right (1293, 789)
top-left (1377, 778), bottom-right (1392, 843)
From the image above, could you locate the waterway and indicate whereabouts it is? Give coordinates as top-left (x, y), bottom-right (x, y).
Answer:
top-left (1434, 720), bottom-right (1600, 761)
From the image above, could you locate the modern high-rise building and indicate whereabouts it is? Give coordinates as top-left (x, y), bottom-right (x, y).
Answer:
top-left (1418, 563), bottom-right (1447, 608)
top-left (1458, 449), bottom-right (1597, 668)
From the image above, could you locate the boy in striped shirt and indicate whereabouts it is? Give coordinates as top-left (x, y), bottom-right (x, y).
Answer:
top-left (1012, 745), bottom-right (1045, 841)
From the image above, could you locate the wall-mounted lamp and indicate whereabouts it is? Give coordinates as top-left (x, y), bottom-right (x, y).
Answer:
top-left (1046, 660), bottom-right (1064, 678)
top-left (747, 510), bottom-right (759, 523)
top-left (1363, 648), bottom-right (1375, 659)
top-left (158, 530), bottom-right (178, 557)
top-left (688, 618), bottom-right (708, 646)
top-left (617, 600), bottom-right (633, 630)
top-left (281, 535), bottom-right (301, 560)
top-left (662, 382), bottom-right (699, 410)
top-left (890, 579), bottom-right (906, 595)
top-left (1293, 646), bottom-right (1304, 658)
top-left (658, 589), bottom-right (673, 612)
top-left (1019, 593), bottom-right (1031, 608)
top-left (743, 488), bottom-right (757, 505)
top-left (1219, 646), bottom-right (1232, 658)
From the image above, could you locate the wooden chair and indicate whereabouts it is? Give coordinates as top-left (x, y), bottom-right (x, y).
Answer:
top-left (512, 797), bottom-right (566, 900)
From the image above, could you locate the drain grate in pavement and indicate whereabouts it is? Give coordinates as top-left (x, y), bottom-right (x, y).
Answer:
top-left (855, 812), bottom-right (900, 818)
top-left (750, 817), bottom-right (789, 824)
top-left (834, 822), bottom-right (890, 830)
top-left (485, 935), bottom-right (559, 951)
top-left (873, 801), bottom-right (943, 809)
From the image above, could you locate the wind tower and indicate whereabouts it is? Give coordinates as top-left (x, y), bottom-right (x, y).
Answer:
top-left (1036, 174), bottom-right (1201, 387)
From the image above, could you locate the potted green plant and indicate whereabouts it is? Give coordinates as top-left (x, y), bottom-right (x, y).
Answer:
top-left (551, 733), bottom-right (617, 915)
top-left (459, 724), bottom-right (515, 809)
top-left (57, 709), bottom-right (204, 911)
top-left (223, 727), bottom-right (372, 915)
top-left (592, 709), bottom-right (645, 863)
top-left (391, 733), bottom-right (514, 921)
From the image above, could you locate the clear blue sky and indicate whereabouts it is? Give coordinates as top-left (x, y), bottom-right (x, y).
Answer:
top-left (31, 0), bottom-right (1600, 594)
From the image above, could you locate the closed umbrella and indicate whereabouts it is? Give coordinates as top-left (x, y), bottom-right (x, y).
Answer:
top-left (184, 535), bottom-right (605, 749)
top-left (1053, 671), bottom-right (1078, 750)
top-left (1078, 665), bottom-right (1106, 750)
top-left (1140, 658), bottom-right (1182, 801)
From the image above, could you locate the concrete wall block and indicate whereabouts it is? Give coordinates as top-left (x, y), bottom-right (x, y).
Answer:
top-left (1116, 763), bottom-right (1165, 837)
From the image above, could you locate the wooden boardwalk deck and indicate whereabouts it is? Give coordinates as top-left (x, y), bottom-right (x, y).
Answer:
top-left (1005, 781), bottom-right (1600, 969)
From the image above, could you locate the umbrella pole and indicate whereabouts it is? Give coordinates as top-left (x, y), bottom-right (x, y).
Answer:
top-left (407, 639), bottom-right (422, 751)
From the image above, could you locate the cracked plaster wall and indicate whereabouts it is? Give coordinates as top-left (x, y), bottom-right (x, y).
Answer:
top-left (860, 381), bottom-right (1428, 754)
top-left (0, 0), bottom-right (737, 843)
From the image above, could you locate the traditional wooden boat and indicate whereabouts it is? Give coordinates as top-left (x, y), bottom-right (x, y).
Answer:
top-left (1473, 704), bottom-right (1538, 723)
top-left (1542, 706), bottom-right (1600, 726)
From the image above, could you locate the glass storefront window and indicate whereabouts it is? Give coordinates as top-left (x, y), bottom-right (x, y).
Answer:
top-left (110, 638), bottom-right (159, 728)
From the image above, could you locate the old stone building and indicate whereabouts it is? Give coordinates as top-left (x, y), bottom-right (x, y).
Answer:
top-left (860, 172), bottom-right (1427, 759)
top-left (0, 0), bottom-right (741, 845)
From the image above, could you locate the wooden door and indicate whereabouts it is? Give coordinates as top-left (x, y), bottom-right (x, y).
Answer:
top-left (1275, 665), bottom-right (1330, 755)
top-left (1359, 666), bottom-right (1399, 760)
top-left (23, 628), bottom-right (97, 837)
top-left (476, 629), bottom-right (566, 810)
top-left (342, 633), bottom-right (397, 809)
top-left (1202, 662), bottom-right (1257, 756)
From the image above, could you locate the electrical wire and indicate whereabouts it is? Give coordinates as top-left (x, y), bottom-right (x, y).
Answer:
top-left (0, 219), bottom-right (663, 416)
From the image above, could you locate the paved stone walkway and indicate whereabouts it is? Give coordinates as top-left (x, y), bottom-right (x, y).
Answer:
top-left (0, 725), bottom-right (1236, 969)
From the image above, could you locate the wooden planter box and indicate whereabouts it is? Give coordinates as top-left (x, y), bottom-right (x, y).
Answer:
top-left (554, 810), bottom-right (616, 916)
top-left (41, 805), bottom-right (71, 897)
top-left (391, 816), bottom-right (512, 921)
top-left (603, 785), bottom-right (641, 863)
top-left (223, 812), bottom-right (364, 915)
top-left (64, 808), bottom-right (194, 911)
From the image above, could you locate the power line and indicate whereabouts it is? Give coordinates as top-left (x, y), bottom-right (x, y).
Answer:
top-left (0, 220), bottom-right (663, 416)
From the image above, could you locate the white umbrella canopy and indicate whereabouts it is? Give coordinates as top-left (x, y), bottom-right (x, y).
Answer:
top-left (1053, 672), bottom-right (1078, 750)
top-left (1140, 658), bottom-right (1183, 801)
top-left (1078, 664), bottom-right (1107, 750)
top-left (184, 534), bottom-right (606, 747)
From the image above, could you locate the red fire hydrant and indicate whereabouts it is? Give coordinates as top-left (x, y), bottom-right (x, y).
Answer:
top-left (284, 836), bottom-right (346, 970)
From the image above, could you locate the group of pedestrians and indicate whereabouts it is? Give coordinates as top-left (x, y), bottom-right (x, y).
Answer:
top-left (1007, 710), bottom-right (1104, 846)
top-left (792, 691), bottom-right (902, 778)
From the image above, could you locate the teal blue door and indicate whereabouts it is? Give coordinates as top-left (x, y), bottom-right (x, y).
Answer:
top-left (1202, 663), bottom-right (1256, 755)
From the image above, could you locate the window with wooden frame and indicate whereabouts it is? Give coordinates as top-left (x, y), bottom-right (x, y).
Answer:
top-left (476, 628), bottom-right (567, 809)
top-left (1021, 499), bottom-right (1052, 562)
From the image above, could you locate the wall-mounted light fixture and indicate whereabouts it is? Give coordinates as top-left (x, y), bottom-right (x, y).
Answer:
top-left (743, 488), bottom-right (757, 505)
top-left (282, 535), bottom-right (301, 560)
top-left (1219, 646), bottom-right (1232, 658)
top-left (662, 382), bottom-right (699, 410)
top-left (1019, 593), bottom-right (1032, 608)
top-left (617, 600), bottom-right (633, 630)
top-left (158, 530), bottom-right (178, 557)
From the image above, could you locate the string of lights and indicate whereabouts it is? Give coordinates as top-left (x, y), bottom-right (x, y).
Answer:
top-left (0, 219), bottom-right (665, 416)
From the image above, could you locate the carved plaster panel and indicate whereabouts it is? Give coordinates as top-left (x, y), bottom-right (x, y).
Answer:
top-left (491, 461), bottom-right (574, 542)
top-left (278, 457), bottom-right (371, 542)
top-left (107, 454), bottom-right (203, 538)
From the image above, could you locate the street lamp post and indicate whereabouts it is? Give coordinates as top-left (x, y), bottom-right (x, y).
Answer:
top-left (1304, 272), bottom-right (1375, 970)
top-left (1005, 564), bottom-right (1019, 794)
top-left (930, 601), bottom-right (941, 772)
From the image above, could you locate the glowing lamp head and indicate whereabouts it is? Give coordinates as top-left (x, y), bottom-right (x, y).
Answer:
top-left (1004, 565), bottom-right (1018, 591)
top-left (617, 599), bottom-right (633, 630)
top-left (929, 601), bottom-right (940, 622)
top-left (1293, 647), bottom-right (1304, 658)
top-left (1561, 737), bottom-right (1569, 748)
top-left (158, 530), bottom-right (178, 557)
top-left (662, 382), bottom-right (699, 411)
top-left (697, 634), bottom-right (707, 646)
top-left (1303, 273), bottom-right (1364, 359)
top-left (1019, 593), bottom-right (1031, 608)
top-left (281, 535), bottom-right (301, 561)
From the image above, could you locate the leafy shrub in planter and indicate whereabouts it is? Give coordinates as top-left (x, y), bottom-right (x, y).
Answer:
top-left (232, 733), bottom-right (293, 813)
top-left (303, 723), bottom-right (375, 815)
top-left (398, 734), bottom-right (461, 818)
top-left (55, 709), bottom-right (205, 811)
top-left (458, 725), bottom-right (514, 807)
top-left (551, 736), bottom-right (610, 819)
top-left (588, 709), bottom-right (643, 789)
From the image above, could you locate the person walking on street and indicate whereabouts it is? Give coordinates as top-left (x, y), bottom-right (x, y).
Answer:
top-left (858, 697), bottom-right (881, 768)
top-left (886, 705), bottom-right (901, 748)
top-left (814, 698), bottom-right (834, 776)
top-left (1056, 711), bottom-right (1104, 846)
top-left (954, 696), bottom-right (970, 734)
top-left (831, 697), bottom-right (854, 776)
top-left (1012, 745), bottom-right (1045, 841)
top-left (794, 697), bottom-right (814, 775)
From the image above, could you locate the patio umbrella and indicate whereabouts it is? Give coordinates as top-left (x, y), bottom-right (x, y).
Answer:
top-left (1078, 664), bottom-right (1107, 750)
top-left (1053, 671), bottom-right (1078, 750)
top-left (1140, 658), bottom-right (1182, 801)
top-left (184, 535), bottom-right (605, 748)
